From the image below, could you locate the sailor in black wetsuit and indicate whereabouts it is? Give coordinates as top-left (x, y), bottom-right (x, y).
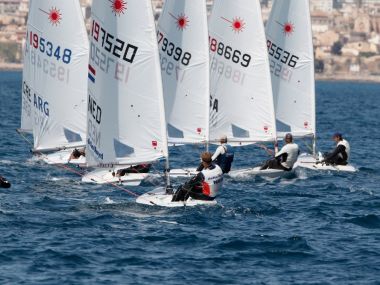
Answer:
top-left (113, 164), bottom-right (152, 177)
top-left (322, 133), bottom-right (350, 165)
top-left (0, 176), bottom-right (11, 188)
top-left (172, 152), bottom-right (223, 202)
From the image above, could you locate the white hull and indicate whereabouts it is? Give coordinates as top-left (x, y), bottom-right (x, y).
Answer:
top-left (39, 149), bottom-right (86, 166)
top-left (82, 167), bottom-right (148, 186)
top-left (136, 187), bottom-right (217, 207)
top-left (294, 154), bottom-right (357, 172)
top-left (170, 166), bottom-right (286, 179)
top-left (170, 168), bottom-right (198, 178)
top-left (228, 167), bottom-right (286, 179)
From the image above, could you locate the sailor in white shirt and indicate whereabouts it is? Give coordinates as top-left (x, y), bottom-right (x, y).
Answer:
top-left (260, 133), bottom-right (299, 171)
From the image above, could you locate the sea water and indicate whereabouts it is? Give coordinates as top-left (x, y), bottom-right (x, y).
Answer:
top-left (0, 71), bottom-right (379, 284)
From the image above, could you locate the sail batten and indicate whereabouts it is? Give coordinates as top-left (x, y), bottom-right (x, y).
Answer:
top-left (86, 0), bottom-right (168, 167)
top-left (208, 0), bottom-right (277, 144)
top-left (265, 0), bottom-right (316, 138)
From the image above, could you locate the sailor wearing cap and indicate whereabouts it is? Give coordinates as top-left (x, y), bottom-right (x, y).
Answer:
top-left (260, 133), bottom-right (299, 171)
top-left (321, 133), bottom-right (350, 165)
top-left (172, 152), bottom-right (223, 202)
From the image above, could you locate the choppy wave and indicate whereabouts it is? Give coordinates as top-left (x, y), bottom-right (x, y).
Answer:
top-left (0, 73), bottom-right (380, 284)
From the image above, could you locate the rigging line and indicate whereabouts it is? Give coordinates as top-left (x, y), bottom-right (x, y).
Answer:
top-left (15, 130), bottom-right (140, 198)
top-left (302, 138), bottom-right (314, 153)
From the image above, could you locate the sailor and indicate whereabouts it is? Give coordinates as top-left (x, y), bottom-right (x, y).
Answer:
top-left (321, 133), bottom-right (350, 165)
top-left (260, 133), bottom-right (300, 171)
top-left (0, 176), bottom-right (11, 188)
top-left (172, 152), bottom-right (223, 202)
top-left (68, 147), bottom-right (86, 161)
top-left (113, 164), bottom-right (152, 177)
top-left (198, 135), bottom-right (234, 173)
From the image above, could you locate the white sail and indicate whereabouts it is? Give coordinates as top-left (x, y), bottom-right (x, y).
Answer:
top-left (208, 0), bottom-right (277, 144)
top-left (86, 0), bottom-right (168, 167)
top-left (157, 0), bottom-right (210, 144)
top-left (20, 0), bottom-right (33, 134)
top-left (265, 0), bottom-right (316, 138)
top-left (25, 0), bottom-right (89, 151)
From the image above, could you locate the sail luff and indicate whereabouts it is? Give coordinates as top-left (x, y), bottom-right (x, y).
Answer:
top-left (20, 0), bottom-right (34, 134)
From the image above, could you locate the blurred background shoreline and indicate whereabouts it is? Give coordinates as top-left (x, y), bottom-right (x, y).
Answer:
top-left (0, 0), bottom-right (379, 82)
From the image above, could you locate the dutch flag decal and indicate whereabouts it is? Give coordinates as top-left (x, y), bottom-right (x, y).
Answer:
top-left (88, 65), bottom-right (96, 83)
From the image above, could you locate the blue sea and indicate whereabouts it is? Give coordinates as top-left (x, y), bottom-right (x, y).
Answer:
top-left (0, 71), bottom-right (379, 284)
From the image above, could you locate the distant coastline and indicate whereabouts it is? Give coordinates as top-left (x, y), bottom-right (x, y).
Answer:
top-left (0, 63), bottom-right (22, 71)
top-left (0, 63), bottom-right (379, 83)
top-left (315, 74), bottom-right (380, 83)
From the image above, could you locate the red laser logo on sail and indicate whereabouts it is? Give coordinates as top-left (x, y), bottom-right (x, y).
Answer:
top-left (276, 21), bottom-right (295, 36)
top-left (39, 7), bottom-right (62, 26)
top-left (110, 0), bottom-right (127, 16)
top-left (221, 16), bottom-right (246, 33)
top-left (169, 12), bottom-right (189, 30)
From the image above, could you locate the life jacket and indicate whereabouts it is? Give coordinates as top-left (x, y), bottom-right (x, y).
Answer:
top-left (337, 139), bottom-right (350, 161)
top-left (215, 144), bottom-right (234, 173)
top-left (201, 164), bottom-right (223, 198)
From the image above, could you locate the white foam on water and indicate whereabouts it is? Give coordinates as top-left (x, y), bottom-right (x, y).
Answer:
top-left (104, 197), bottom-right (115, 204)
top-left (51, 177), bottom-right (63, 181)
top-left (158, 220), bottom-right (178, 225)
top-left (349, 186), bottom-right (373, 196)
top-left (0, 160), bottom-right (14, 165)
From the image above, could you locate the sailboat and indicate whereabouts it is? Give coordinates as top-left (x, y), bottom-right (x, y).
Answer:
top-left (82, 0), bottom-right (170, 186)
top-left (104, 0), bottom-right (214, 207)
top-left (161, 0), bottom-right (281, 179)
top-left (265, 0), bottom-right (356, 172)
top-left (149, 0), bottom-right (211, 179)
top-left (206, 0), bottom-right (282, 178)
top-left (20, 0), bottom-right (89, 165)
